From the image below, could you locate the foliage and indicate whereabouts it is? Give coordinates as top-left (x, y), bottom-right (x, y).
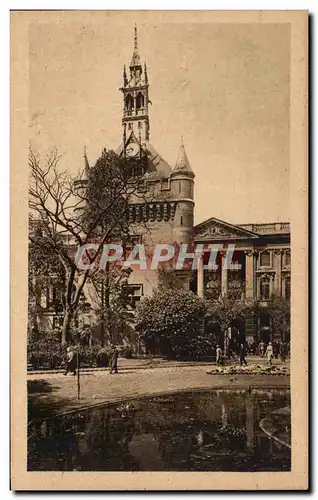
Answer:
top-left (157, 269), bottom-right (188, 291)
top-left (267, 295), bottom-right (290, 342)
top-left (205, 290), bottom-right (258, 337)
top-left (90, 268), bottom-right (133, 346)
top-left (217, 424), bottom-right (247, 450)
top-left (28, 147), bottom-right (148, 344)
top-left (95, 347), bottom-right (112, 367)
top-left (27, 334), bottom-right (113, 370)
top-left (27, 331), bottom-right (63, 369)
top-left (136, 287), bottom-right (206, 359)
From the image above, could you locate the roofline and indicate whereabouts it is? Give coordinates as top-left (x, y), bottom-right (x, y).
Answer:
top-left (194, 216), bottom-right (259, 237)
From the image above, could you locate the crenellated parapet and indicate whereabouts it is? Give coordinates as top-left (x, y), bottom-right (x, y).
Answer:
top-left (127, 201), bottom-right (177, 223)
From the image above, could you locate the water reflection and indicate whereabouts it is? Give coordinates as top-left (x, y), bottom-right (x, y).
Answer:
top-left (28, 389), bottom-right (291, 472)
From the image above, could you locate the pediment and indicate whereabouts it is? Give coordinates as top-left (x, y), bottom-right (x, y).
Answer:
top-left (194, 217), bottom-right (259, 241)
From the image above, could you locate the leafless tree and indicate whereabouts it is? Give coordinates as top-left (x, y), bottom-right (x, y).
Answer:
top-left (29, 147), bottom-right (151, 345)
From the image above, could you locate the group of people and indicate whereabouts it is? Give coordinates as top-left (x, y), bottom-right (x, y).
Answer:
top-left (215, 339), bottom-right (290, 367)
top-left (216, 343), bottom-right (250, 366)
top-left (247, 340), bottom-right (290, 360)
top-left (63, 345), bottom-right (119, 376)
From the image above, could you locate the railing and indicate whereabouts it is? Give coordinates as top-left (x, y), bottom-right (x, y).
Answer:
top-left (239, 222), bottom-right (290, 234)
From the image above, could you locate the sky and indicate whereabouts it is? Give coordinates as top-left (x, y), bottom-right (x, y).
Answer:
top-left (29, 16), bottom-right (290, 225)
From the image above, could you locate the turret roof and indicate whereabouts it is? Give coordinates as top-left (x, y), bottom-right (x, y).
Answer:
top-left (172, 138), bottom-right (195, 178)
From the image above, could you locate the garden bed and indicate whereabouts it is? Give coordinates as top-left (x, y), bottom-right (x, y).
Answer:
top-left (207, 364), bottom-right (290, 376)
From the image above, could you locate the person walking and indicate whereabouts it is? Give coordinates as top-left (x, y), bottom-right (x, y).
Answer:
top-left (259, 340), bottom-right (265, 357)
top-left (64, 346), bottom-right (76, 376)
top-left (280, 342), bottom-right (287, 362)
top-left (265, 342), bottom-right (274, 365)
top-left (216, 345), bottom-right (223, 366)
top-left (109, 345), bottom-right (119, 374)
top-left (240, 343), bottom-right (248, 366)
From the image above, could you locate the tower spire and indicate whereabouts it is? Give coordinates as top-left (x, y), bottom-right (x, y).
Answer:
top-left (134, 24), bottom-right (138, 51)
top-left (121, 26), bottom-right (150, 144)
top-left (172, 138), bottom-right (195, 178)
top-left (83, 146), bottom-right (90, 178)
top-left (130, 24), bottom-right (141, 68)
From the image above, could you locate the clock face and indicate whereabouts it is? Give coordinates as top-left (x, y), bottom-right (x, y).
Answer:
top-left (126, 143), bottom-right (139, 157)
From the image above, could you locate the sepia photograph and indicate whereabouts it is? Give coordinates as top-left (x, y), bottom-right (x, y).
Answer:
top-left (11, 10), bottom-right (308, 491)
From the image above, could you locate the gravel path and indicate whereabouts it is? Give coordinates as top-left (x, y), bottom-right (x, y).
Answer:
top-left (28, 365), bottom-right (290, 421)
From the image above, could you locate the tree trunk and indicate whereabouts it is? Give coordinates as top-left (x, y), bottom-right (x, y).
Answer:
top-left (77, 349), bottom-right (80, 399)
top-left (62, 307), bottom-right (73, 345)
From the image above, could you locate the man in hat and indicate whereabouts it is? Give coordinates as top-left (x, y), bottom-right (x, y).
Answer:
top-left (109, 345), bottom-right (119, 374)
top-left (64, 346), bottom-right (76, 376)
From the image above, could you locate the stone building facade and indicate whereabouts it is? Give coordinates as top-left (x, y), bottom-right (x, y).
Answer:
top-left (114, 29), bottom-right (291, 344)
top-left (32, 28), bottom-right (290, 345)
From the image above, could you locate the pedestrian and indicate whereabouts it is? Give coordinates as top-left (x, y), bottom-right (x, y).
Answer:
top-left (64, 346), bottom-right (76, 376)
top-left (109, 345), bottom-right (119, 374)
top-left (280, 342), bottom-right (287, 362)
top-left (216, 345), bottom-right (223, 365)
top-left (265, 342), bottom-right (274, 365)
top-left (259, 340), bottom-right (265, 357)
top-left (240, 343), bottom-right (247, 366)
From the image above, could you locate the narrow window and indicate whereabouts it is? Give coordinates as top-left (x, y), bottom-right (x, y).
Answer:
top-left (260, 277), bottom-right (270, 300)
top-left (180, 216), bottom-right (183, 226)
top-left (260, 251), bottom-right (270, 267)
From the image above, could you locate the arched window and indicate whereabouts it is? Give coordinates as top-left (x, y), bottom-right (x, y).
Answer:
top-left (260, 250), bottom-right (270, 267)
top-left (125, 94), bottom-right (133, 111)
top-left (136, 92), bottom-right (144, 109)
top-left (285, 276), bottom-right (291, 299)
top-left (260, 276), bottom-right (270, 300)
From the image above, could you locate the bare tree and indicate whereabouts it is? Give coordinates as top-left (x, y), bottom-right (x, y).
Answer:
top-left (29, 147), bottom-right (150, 345)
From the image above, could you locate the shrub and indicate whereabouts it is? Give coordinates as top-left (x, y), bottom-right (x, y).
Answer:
top-left (119, 346), bottom-right (133, 358)
top-left (136, 287), bottom-right (206, 359)
top-left (28, 333), bottom-right (63, 369)
top-left (96, 347), bottom-right (111, 367)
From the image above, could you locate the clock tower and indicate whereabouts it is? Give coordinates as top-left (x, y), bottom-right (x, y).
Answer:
top-left (120, 26), bottom-right (150, 150)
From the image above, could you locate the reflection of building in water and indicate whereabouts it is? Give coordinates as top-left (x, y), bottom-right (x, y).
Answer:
top-left (245, 397), bottom-right (255, 451)
top-left (221, 404), bottom-right (228, 427)
top-left (28, 390), bottom-right (290, 471)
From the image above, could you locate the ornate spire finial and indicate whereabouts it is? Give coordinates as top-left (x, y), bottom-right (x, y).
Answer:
top-left (181, 134), bottom-right (184, 146)
top-left (134, 24), bottom-right (138, 51)
top-left (130, 25), bottom-right (141, 67)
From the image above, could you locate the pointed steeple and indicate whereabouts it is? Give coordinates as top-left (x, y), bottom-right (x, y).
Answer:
top-left (130, 24), bottom-right (141, 68)
top-left (172, 137), bottom-right (195, 178)
top-left (121, 26), bottom-right (150, 144)
top-left (123, 65), bottom-right (128, 86)
top-left (83, 146), bottom-right (90, 178)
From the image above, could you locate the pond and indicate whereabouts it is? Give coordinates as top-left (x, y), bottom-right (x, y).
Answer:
top-left (28, 388), bottom-right (291, 472)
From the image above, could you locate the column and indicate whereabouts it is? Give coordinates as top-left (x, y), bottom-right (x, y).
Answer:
top-left (245, 250), bottom-right (254, 298)
top-left (197, 255), bottom-right (204, 299)
top-left (273, 249), bottom-right (282, 296)
top-left (253, 252), bottom-right (258, 298)
top-left (221, 252), bottom-right (228, 296)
